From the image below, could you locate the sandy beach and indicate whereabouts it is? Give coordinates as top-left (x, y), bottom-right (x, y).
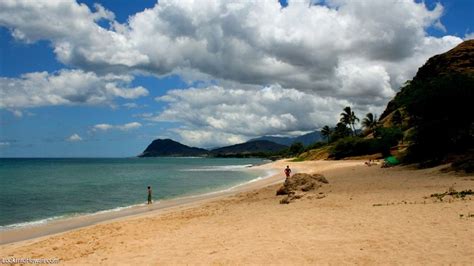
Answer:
top-left (1, 159), bottom-right (473, 264)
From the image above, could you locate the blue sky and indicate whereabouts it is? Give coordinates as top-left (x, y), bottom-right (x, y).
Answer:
top-left (0, 0), bottom-right (472, 157)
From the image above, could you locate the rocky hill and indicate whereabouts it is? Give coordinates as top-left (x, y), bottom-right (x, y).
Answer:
top-left (298, 40), bottom-right (473, 170)
top-left (379, 40), bottom-right (473, 167)
top-left (414, 40), bottom-right (474, 81)
top-left (380, 40), bottom-right (474, 120)
top-left (139, 139), bottom-right (289, 158)
top-left (138, 139), bottom-right (208, 157)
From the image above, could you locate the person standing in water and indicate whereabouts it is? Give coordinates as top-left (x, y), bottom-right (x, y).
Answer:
top-left (284, 165), bottom-right (292, 178)
top-left (147, 186), bottom-right (152, 204)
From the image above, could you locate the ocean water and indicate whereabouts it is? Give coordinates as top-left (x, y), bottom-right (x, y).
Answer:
top-left (0, 157), bottom-right (269, 229)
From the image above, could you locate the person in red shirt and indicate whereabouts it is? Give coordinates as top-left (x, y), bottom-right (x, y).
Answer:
top-left (284, 165), bottom-right (291, 178)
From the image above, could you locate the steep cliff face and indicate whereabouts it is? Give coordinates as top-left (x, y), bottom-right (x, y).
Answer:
top-left (380, 40), bottom-right (474, 121)
top-left (378, 40), bottom-right (473, 166)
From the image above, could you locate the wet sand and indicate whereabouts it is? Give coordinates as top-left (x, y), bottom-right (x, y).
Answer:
top-left (1, 159), bottom-right (473, 264)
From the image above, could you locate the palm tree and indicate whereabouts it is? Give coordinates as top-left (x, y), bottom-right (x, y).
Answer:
top-left (321, 125), bottom-right (332, 143)
top-left (340, 106), bottom-right (359, 136)
top-left (340, 107), bottom-right (351, 129)
top-left (332, 122), bottom-right (351, 141)
top-left (362, 113), bottom-right (378, 130)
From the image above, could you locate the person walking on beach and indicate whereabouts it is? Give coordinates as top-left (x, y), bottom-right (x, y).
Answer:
top-left (147, 186), bottom-right (152, 204)
top-left (284, 165), bottom-right (292, 178)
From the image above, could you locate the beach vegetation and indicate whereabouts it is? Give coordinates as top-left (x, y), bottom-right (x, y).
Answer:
top-left (362, 113), bottom-right (378, 131)
top-left (329, 137), bottom-right (375, 159)
top-left (340, 106), bottom-right (359, 136)
top-left (289, 142), bottom-right (305, 156)
top-left (403, 74), bottom-right (473, 168)
top-left (330, 122), bottom-right (352, 142)
top-left (290, 157), bottom-right (305, 162)
top-left (430, 189), bottom-right (473, 201)
top-left (373, 127), bottom-right (403, 156)
top-left (329, 127), bottom-right (403, 159)
top-left (321, 125), bottom-right (332, 143)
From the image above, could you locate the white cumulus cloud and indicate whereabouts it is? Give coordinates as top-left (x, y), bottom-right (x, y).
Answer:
top-left (92, 122), bottom-right (142, 132)
top-left (67, 133), bottom-right (82, 142)
top-left (117, 122), bottom-right (142, 131)
top-left (0, 0), bottom-right (462, 98)
top-left (0, 0), bottom-right (148, 70)
top-left (148, 84), bottom-right (382, 147)
top-left (0, 69), bottom-right (148, 109)
top-left (0, 0), bottom-right (466, 146)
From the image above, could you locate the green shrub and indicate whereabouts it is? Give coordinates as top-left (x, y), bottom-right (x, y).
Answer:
top-left (330, 127), bottom-right (404, 159)
top-left (330, 123), bottom-right (352, 142)
top-left (329, 137), bottom-right (376, 159)
top-left (373, 127), bottom-right (403, 156)
top-left (289, 142), bottom-right (304, 156)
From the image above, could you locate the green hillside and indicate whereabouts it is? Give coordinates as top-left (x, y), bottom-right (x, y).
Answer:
top-left (300, 40), bottom-right (474, 172)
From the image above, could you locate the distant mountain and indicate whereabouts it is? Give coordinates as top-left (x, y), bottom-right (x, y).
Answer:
top-left (210, 140), bottom-right (288, 157)
top-left (294, 131), bottom-right (323, 146)
top-left (138, 139), bottom-right (208, 157)
top-left (138, 139), bottom-right (288, 158)
top-left (250, 131), bottom-right (322, 146)
top-left (250, 136), bottom-right (294, 146)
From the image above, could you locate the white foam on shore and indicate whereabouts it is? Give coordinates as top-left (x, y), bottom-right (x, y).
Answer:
top-left (181, 164), bottom-right (253, 172)
top-left (0, 204), bottom-right (146, 231)
top-left (0, 216), bottom-right (69, 230)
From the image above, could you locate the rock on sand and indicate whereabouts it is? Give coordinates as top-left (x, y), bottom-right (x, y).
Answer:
top-left (276, 173), bottom-right (328, 204)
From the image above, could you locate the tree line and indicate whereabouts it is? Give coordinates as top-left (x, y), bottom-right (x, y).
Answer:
top-left (316, 106), bottom-right (404, 159)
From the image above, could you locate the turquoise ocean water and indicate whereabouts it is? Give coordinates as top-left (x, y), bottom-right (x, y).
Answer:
top-left (0, 157), bottom-right (269, 228)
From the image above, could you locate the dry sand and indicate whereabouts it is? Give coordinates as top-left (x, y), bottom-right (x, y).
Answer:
top-left (1, 159), bottom-right (473, 264)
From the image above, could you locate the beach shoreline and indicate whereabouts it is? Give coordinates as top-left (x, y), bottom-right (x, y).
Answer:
top-left (0, 159), bottom-right (283, 245)
top-left (1, 159), bottom-right (473, 264)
